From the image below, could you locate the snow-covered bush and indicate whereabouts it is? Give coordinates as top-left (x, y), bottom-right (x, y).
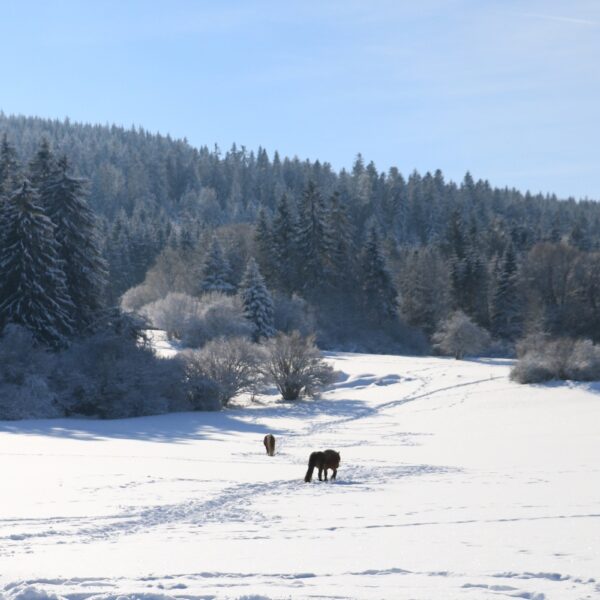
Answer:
top-left (0, 325), bottom-right (60, 420)
top-left (432, 311), bottom-right (491, 359)
top-left (141, 292), bottom-right (202, 339)
top-left (263, 331), bottom-right (335, 400)
top-left (511, 336), bottom-right (600, 383)
top-left (180, 337), bottom-right (266, 408)
top-left (53, 311), bottom-right (180, 418)
top-left (182, 292), bottom-right (252, 348)
top-left (139, 291), bottom-right (251, 348)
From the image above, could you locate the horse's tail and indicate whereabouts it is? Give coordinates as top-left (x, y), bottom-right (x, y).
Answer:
top-left (304, 452), bottom-right (318, 482)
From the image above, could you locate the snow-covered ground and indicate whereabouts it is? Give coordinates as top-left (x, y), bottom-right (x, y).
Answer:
top-left (1, 352), bottom-right (599, 600)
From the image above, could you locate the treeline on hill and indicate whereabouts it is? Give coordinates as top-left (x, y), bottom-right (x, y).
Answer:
top-left (0, 113), bottom-right (600, 404)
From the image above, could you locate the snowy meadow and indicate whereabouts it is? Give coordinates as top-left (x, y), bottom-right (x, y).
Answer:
top-left (1, 352), bottom-right (598, 600)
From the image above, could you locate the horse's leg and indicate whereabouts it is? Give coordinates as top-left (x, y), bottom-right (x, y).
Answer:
top-left (318, 467), bottom-right (323, 481)
top-left (323, 468), bottom-right (328, 481)
top-left (331, 468), bottom-right (337, 480)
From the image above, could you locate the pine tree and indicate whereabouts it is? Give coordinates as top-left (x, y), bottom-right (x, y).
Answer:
top-left (45, 156), bottom-right (107, 332)
top-left (29, 138), bottom-right (56, 196)
top-left (0, 181), bottom-right (73, 346)
top-left (295, 181), bottom-right (332, 296)
top-left (0, 134), bottom-right (20, 194)
top-left (361, 226), bottom-right (398, 323)
top-left (271, 194), bottom-right (299, 293)
top-left (240, 258), bottom-right (275, 341)
top-left (327, 191), bottom-right (355, 290)
top-left (200, 237), bottom-right (235, 294)
top-left (254, 208), bottom-right (275, 284)
top-left (490, 244), bottom-right (521, 340)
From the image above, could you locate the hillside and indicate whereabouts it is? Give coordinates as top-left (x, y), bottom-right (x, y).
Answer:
top-left (1, 353), bottom-right (599, 599)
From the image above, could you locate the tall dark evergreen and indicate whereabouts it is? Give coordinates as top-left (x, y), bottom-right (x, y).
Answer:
top-left (490, 244), bottom-right (521, 340)
top-left (361, 226), bottom-right (398, 323)
top-left (240, 258), bottom-right (275, 341)
top-left (270, 194), bottom-right (299, 293)
top-left (28, 138), bottom-right (56, 196)
top-left (0, 181), bottom-right (73, 346)
top-left (295, 181), bottom-right (332, 296)
top-left (45, 156), bottom-right (108, 332)
top-left (0, 134), bottom-right (20, 194)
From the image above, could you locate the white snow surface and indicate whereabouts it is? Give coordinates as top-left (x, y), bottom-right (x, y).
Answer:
top-left (1, 352), bottom-right (599, 600)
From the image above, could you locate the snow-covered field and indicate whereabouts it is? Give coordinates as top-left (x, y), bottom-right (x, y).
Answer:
top-left (1, 352), bottom-right (599, 600)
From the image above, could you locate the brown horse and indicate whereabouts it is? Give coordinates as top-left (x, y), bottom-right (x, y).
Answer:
top-left (263, 434), bottom-right (275, 456)
top-left (304, 449), bottom-right (340, 482)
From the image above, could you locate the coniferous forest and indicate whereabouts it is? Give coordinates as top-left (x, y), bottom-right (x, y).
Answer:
top-left (1, 113), bottom-right (600, 418)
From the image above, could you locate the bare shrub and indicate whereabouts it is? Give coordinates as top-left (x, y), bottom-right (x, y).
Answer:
top-left (263, 331), bottom-right (335, 400)
top-left (432, 311), bottom-right (491, 359)
top-left (180, 337), bottom-right (266, 408)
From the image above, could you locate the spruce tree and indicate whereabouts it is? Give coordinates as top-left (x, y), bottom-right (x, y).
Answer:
top-left (271, 194), bottom-right (299, 293)
top-left (29, 138), bottom-right (56, 196)
top-left (0, 134), bottom-right (20, 194)
top-left (490, 244), bottom-right (521, 340)
top-left (0, 181), bottom-right (73, 346)
top-left (361, 226), bottom-right (398, 323)
top-left (295, 181), bottom-right (332, 296)
top-left (240, 258), bottom-right (275, 341)
top-left (45, 156), bottom-right (107, 332)
top-left (200, 237), bottom-right (235, 294)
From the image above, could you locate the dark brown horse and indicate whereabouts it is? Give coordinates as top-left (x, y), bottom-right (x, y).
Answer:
top-left (304, 449), bottom-right (340, 482)
top-left (263, 434), bottom-right (275, 456)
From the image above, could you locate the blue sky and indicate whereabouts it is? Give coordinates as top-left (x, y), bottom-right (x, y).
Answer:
top-left (1, 0), bottom-right (598, 199)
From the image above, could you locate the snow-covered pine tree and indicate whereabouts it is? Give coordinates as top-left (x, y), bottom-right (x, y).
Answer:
top-left (200, 237), bottom-right (235, 294)
top-left (326, 191), bottom-right (355, 292)
top-left (45, 156), bottom-right (108, 333)
top-left (0, 134), bottom-right (20, 195)
top-left (295, 181), bottom-right (332, 297)
top-left (0, 181), bottom-right (73, 347)
top-left (361, 225), bottom-right (398, 323)
top-left (271, 194), bottom-right (299, 293)
top-left (254, 208), bottom-right (276, 284)
top-left (240, 257), bottom-right (275, 341)
top-left (28, 138), bottom-right (56, 197)
top-left (490, 243), bottom-right (521, 340)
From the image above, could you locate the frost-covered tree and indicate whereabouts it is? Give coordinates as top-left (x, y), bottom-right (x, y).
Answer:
top-left (240, 258), bottom-right (275, 341)
top-left (0, 181), bottom-right (73, 347)
top-left (360, 225), bottom-right (398, 323)
top-left (200, 237), bottom-right (235, 294)
top-left (45, 157), bottom-right (107, 332)
top-left (433, 310), bottom-right (490, 359)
